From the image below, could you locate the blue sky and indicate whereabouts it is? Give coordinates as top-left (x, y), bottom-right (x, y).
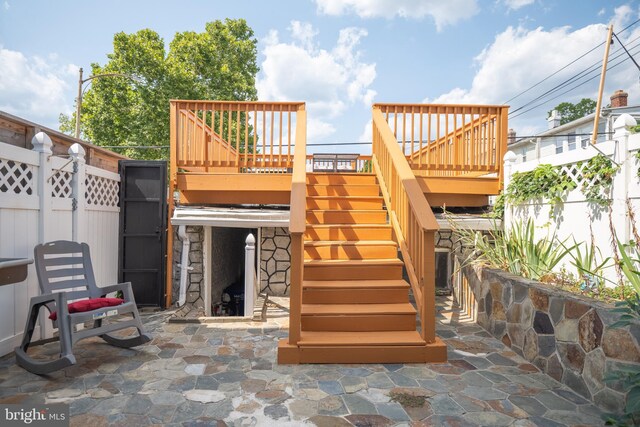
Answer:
top-left (1, 0), bottom-right (640, 151)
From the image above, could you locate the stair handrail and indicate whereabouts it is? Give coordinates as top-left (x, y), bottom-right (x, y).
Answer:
top-left (371, 106), bottom-right (439, 343)
top-left (288, 104), bottom-right (307, 346)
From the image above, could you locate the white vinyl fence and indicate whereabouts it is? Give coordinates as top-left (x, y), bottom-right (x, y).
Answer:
top-left (504, 114), bottom-right (640, 285)
top-left (0, 133), bottom-right (120, 356)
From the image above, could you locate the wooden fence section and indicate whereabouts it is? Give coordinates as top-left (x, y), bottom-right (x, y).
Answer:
top-left (374, 104), bottom-right (508, 179)
top-left (0, 110), bottom-right (127, 173)
top-left (171, 100), bottom-right (305, 173)
top-left (371, 107), bottom-right (439, 343)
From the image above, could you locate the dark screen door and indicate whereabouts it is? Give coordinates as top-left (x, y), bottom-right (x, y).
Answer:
top-left (118, 161), bottom-right (167, 308)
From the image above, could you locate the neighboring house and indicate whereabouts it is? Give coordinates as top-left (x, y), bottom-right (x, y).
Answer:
top-left (508, 90), bottom-right (640, 163)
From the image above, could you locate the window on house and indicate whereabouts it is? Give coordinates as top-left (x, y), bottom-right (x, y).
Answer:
top-left (568, 132), bottom-right (576, 151)
top-left (522, 151), bottom-right (527, 162)
top-left (555, 138), bottom-right (563, 154)
top-left (581, 137), bottom-right (590, 149)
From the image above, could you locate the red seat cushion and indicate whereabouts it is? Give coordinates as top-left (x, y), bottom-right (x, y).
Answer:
top-left (49, 297), bottom-right (124, 321)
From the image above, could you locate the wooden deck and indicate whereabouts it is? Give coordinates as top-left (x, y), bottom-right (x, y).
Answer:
top-left (168, 100), bottom-right (508, 364)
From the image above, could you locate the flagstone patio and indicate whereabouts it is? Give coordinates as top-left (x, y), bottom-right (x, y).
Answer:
top-left (0, 297), bottom-right (607, 426)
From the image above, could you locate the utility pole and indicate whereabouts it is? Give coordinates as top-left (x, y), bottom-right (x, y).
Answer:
top-left (592, 25), bottom-right (614, 145)
top-left (75, 67), bottom-right (84, 139)
top-left (74, 68), bottom-right (136, 140)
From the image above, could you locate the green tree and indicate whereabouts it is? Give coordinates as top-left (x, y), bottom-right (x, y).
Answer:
top-left (60, 19), bottom-right (259, 160)
top-left (548, 98), bottom-right (597, 126)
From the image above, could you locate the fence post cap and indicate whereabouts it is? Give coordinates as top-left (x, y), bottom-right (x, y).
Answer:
top-left (503, 151), bottom-right (517, 163)
top-left (68, 143), bottom-right (86, 162)
top-left (613, 113), bottom-right (636, 137)
top-left (245, 233), bottom-right (256, 245)
top-left (31, 132), bottom-right (52, 154)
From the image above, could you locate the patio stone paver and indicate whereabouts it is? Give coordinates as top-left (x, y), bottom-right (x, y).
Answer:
top-left (0, 296), bottom-right (610, 426)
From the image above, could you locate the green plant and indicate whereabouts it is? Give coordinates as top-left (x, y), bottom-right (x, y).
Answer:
top-left (604, 291), bottom-right (640, 426)
top-left (564, 239), bottom-right (610, 293)
top-left (503, 164), bottom-right (576, 218)
top-left (453, 218), bottom-right (575, 280)
top-left (602, 239), bottom-right (640, 426)
top-left (616, 239), bottom-right (640, 296)
top-left (579, 154), bottom-right (618, 206)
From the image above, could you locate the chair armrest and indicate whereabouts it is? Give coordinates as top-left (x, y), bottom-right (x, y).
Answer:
top-left (29, 292), bottom-right (69, 317)
top-left (96, 282), bottom-right (135, 302)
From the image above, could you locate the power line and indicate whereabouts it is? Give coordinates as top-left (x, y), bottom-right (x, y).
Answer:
top-left (509, 39), bottom-right (640, 120)
top-left (612, 31), bottom-right (640, 75)
top-left (505, 18), bottom-right (640, 111)
top-left (509, 35), bottom-right (640, 116)
top-left (509, 43), bottom-right (640, 120)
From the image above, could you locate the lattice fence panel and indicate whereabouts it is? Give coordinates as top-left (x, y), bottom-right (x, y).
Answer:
top-left (50, 170), bottom-right (72, 198)
top-left (85, 174), bottom-right (119, 207)
top-left (0, 159), bottom-right (35, 195)
top-left (559, 159), bottom-right (612, 200)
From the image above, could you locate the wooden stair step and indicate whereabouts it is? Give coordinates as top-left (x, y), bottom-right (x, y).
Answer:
top-left (299, 330), bottom-right (425, 346)
top-left (306, 210), bottom-right (387, 225)
top-left (303, 279), bottom-right (408, 290)
top-left (307, 184), bottom-right (380, 197)
top-left (306, 196), bottom-right (384, 210)
top-left (302, 303), bottom-right (416, 315)
top-left (278, 336), bottom-right (448, 364)
top-left (304, 224), bottom-right (393, 241)
top-left (304, 258), bottom-right (403, 266)
top-left (307, 173), bottom-right (376, 186)
top-left (304, 258), bottom-right (404, 280)
top-left (302, 279), bottom-right (409, 304)
top-left (304, 240), bottom-right (397, 260)
top-left (301, 303), bottom-right (416, 332)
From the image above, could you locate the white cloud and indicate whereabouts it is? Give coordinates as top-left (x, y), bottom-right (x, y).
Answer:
top-left (425, 15), bottom-right (640, 136)
top-left (257, 22), bottom-right (376, 142)
top-left (610, 4), bottom-right (634, 30)
top-left (314, 0), bottom-right (479, 31)
top-left (358, 119), bottom-right (372, 142)
top-left (502, 0), bottom-right (535, 11)
top-left (3, 1), bottom-right (9, 10)
top-left (0, 47), bottom-right (75, 126)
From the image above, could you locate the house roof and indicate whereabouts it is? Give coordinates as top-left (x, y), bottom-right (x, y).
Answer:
top-left (508, 104), bottom-right (640, 150)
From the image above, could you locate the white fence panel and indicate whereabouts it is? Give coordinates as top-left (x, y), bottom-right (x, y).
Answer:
top-left (504, 115), bottom-right (640, 285)
top-left (0, 134), bottom-right (121, 356)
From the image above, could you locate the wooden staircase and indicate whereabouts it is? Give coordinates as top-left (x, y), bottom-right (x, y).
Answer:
top-left (278, 173), bottom-right (447, 363)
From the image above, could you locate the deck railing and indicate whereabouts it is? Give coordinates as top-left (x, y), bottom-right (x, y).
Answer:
top-left (170, 100), bottom-right (305, 173)
top-left (305, 154), bottom-right (372, 173)
top-left (288, 108), bottom-right (307, 346)
top-left (375, 104), bottom-right (508, 180)
top-left (371, 106), bottom-right (440, 343)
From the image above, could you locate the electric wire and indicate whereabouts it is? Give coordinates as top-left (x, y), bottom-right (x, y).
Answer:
top-left (509, 35), bottom-right (640, 116)
top-left (509, 39), bottom-right (640, 119)
top-left (504, 18), bottom-right (640, 106)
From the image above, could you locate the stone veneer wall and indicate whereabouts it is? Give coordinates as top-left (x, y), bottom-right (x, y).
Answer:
top-left (172, 225), bottom-right (205, 317)
top-left (453, 261), bottom-right (640, 414)
top-left (260, 227), bottom-right (291, 296)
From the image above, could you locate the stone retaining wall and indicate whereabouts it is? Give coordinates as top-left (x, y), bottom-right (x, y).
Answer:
top-left (260, 227), bottom-right (291, 296)
top-left (453, 261), bottom-right (640, 414)
top-left (172, 225), bottom-right (205, 318)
